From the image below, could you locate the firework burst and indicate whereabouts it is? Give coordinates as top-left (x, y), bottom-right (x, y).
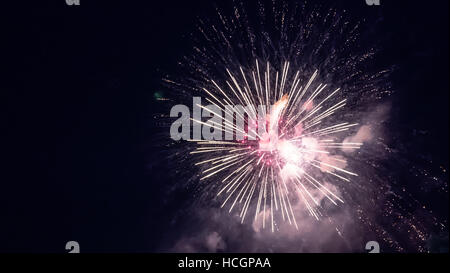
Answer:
top-left (186, 60), bottom-right (364, 232)
top-left (154, 0), bottom-right (448, 253)
top-left (162, 0), bottom-right (393, 236)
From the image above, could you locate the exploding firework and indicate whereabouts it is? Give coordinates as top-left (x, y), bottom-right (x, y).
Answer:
top-left (185, 62), bottom-right (363, 232)
top-left (157, 0), bottom-right (447, 252)
top-left (162, 0), bottom-right (385, 233)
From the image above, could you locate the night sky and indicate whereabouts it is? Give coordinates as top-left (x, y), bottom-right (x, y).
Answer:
top-left (2, 0), bottom-right (448, 252)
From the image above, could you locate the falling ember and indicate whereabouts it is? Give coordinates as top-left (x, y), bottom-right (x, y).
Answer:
top-left (189, 61), bottom-right (362, 232)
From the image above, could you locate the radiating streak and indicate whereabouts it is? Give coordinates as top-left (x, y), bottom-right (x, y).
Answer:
top-left (274, 71), bottom-right (279, 101)
top-left (319, 146), bottom-right (361, 149)
top-left (303, 119), bottom-right (322, 130)
top-left (196, 146), bottom-right (235, 150)
top-left (195, 154), bottom-right (235, 165)
top-left (306, 103), bottom-right (347, 127)
top-left (310, 159), bottom-right (358, 176)
top-left (203, 156), bottom-right (243, 173)
top-left (257, 153), bottom-right (265, 166)
top-left (240, 180), bottom-right (257, 222)
top-left (229, 147), bottom-right (252, 152)
top-left (207, 152), bottom-right (251, 166)
top-left (239, 66), bottom-right (258, 108)
top-left (200, 160), bottom-right (242, 180)
top-left (276, 162), bottom-right (294, 225)
top-left (303, 172), bottom-right (344, 203)
top-left (218, 165), bottom-right (252, 196)
top-left (295, 185), bottom-right (319, 220)
top-left (306, 100), bottom-right (346, 124)
top-left (258, 162), bottom-right (265, 178)
top-left (230, 176), bottom-right (253, 213)
top-left (190, 149), bottom-right (233, 154)
top-left (211, 79), bottom-right (236, 107)
top-left (197, 141), bottom-right (245, 145)
top-left (302, 174), bottom-right (339, 205)
top-left (256, 60), bottom-right (265, 107)
top-left (285, 70), bottom-right (317, 117)
top-left (293, 176), bottom-right (319, 206)
top-left (304, 88), bottom-right (341, 121)
top-left (326, 170), bottom-right (351, 182)
top-left (220, 167), bottom-right (251, 208)
top-left (221, 158), bottom-right (256, 183)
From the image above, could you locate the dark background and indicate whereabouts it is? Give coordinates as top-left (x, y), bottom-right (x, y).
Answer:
top-left (1, 0), bottom-right (448, 252)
